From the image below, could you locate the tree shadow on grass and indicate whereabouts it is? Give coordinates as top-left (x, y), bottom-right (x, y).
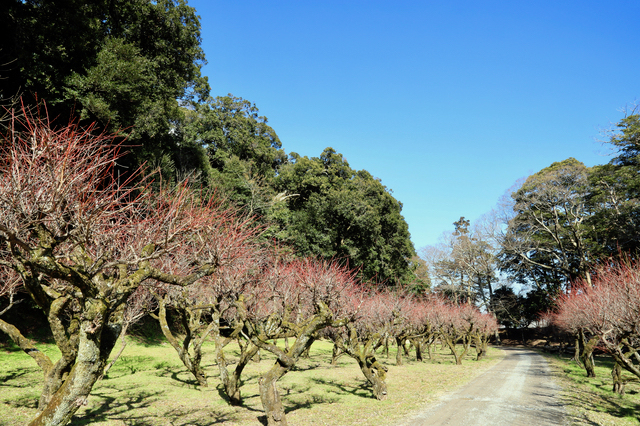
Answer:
top-left (72, 386), bottom-right (164, 426)
top-left (149, 364), bottom-right (205, 389)
top-left (0, 368), bottom-right (31, 385)
top-left (284, 392), bottom-right (340, 412)
top-left (76, 382), bottom-right (242, 426)
top-left (253, 379), bottom-right (351, 425)
top-left (161, 407), bottom-right (238, 426)
top-left (290, 361), bottom-right (322, 372)
top-left (213, 384), bottom-right (263, 413)
top-left (4, 394), bottom-right (38, 409)
top-left (563, 385), bottom-right (640, 424)
top-left (309, 376), bottom-right (373, 399)
top-left (168, 370), bottom-right (206, 389)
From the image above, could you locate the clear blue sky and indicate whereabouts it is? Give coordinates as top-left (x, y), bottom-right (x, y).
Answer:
top-left (188, 0), bottom-right (640, 251)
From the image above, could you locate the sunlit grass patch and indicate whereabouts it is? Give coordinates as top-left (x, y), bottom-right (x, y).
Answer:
top-left (541, 351), bottom-right (640, 426)
top-left (0, 337), bottom-right (504, 425)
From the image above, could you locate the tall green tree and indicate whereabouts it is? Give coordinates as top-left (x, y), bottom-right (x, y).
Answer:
top-left (2, 0), bottom-right (209, 177)
top-left (272, 148), bottom-right (416, 285)
top-left (586, 110), bottom-right (640, 258)
top-left (179, 95), bottom-right (287, 212)
top-left (499, 158), bottom-right (593, 291)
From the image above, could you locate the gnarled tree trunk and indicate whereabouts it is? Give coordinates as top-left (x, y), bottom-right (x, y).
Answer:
top-left (259, 362), bottom-right (289, 426)
top-left (411, 338), bottom-right (423, 362)
top-left (578, 329), bottom-right (598, 378)
top-left (612, 361), bottom-right (625, 395)
top-left (251, 304), bottom-right (335, 426)
top-left (153, 294), bottom-right (213, 387)
top-left (215, 332), bottom-right (259, 405)
top-left (29, 300), bottom-right (120, 426)
top-left (356, 354), bottom-right (388, 400)
top-left (331, 342), bottom-right (343, 365)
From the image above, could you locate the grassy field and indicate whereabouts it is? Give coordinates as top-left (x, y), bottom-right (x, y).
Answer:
top-left (1, 338), bottom-right (504, 425)
top-left (540, 351), bottom-right (640, 425)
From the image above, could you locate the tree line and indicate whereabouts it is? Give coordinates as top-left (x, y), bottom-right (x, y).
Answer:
top-left (0, 2), bottom-right (489, 425)
top-left (1, 0), bottom-right (418, 287)
top-left (422, 107), bottom-right (640, 318)
top-left (0, 109), bottom-right (497, 425)
top-left (420, 108), bottom-right (640, 386)
top-left (3, 0), bottom-right (640, 421)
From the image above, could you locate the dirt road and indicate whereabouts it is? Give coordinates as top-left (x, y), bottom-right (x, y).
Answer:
top-left (400, 347), bottom-right (568, 426)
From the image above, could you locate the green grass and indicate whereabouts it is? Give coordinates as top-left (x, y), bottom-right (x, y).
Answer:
top-left (540, 351), bottom-right (640, 425)
top-left (0, 339), bottom-right (504, 425)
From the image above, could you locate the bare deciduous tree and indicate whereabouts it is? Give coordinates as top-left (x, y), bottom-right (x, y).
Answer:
top-left (554, 260), bottom-right (640, 390)
top-left (0, 106), bottom-right (251, 426)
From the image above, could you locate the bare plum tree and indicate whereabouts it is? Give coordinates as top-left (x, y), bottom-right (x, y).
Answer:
top-left (0, 106), bottom-right (254, 426)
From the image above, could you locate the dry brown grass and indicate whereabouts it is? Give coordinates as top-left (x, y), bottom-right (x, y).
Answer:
top-left (0, 338), bottom-right (504, 425)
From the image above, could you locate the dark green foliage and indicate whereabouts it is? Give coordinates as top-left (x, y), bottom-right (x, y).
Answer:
top-left (407, 256), bottom-right (431, 294)
top-left (490, 285), bottom-right (522, 328)
top-left (585, 112), bottom-right (640, 258)
top-left (490, 285), bottom-right (557, 329)
top-left (272, 148), bottom-right (416, 285)
top-left (2, 0), bottom-right (209, 178)
top-left (1, 1), bottom-right (416, 288)
top-left (179, 95), bottom-right (287, 211)
top-left (194, 95), bottom-right (286, 178)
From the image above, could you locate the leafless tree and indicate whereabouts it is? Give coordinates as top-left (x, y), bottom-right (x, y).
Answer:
top-left (0, 105), bottom-right (253, 426)
top-left (554, 260), bottom-right (640, 391)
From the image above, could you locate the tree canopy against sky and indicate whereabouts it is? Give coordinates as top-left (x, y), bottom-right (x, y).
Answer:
top-left (499, 157), bottom-right (593, 290)
top-left (179, 94), bottom-right (287, 211)
top-left (5, 0), bottom-right (640, 299)
top-left (187, 0), bottom-right (640, 251)
top-left (586, 110), bottom-right (640, 258)
top-left (2, 0), bottom-right (209, 179)
top-left (1, 1), bottom-right (418, 288)
top-left (272, 148), bottom-right (417, 285)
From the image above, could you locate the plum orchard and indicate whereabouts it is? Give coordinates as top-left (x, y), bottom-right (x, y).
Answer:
top-left (0, 109), bottom-right (498, 426)
top-left (0, 107), bottom-right (257, 425)
top-left (554, 260), bottom-right (640, 393)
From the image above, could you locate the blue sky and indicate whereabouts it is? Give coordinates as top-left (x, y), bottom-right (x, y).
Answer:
top-left (188, 0), bottom-right (640, 251)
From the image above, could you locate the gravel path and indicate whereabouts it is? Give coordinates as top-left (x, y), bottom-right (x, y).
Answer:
top-left (399, 347), bottom-right (568, 426)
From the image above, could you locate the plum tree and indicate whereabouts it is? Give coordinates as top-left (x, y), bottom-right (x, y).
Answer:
top-left (554, 260), bottom-right (640, 389)
top-left (0, 106), bottom-right (253, 425)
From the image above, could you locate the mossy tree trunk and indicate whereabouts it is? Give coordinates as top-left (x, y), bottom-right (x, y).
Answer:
top-left (248, 303), bottom-right (336, 426)
top-left (152, 293), bottom-right (215, 387)
top-left (331, 342), bottom-right (343, 365)
top-left (411, 338), bottom-right (423, 362)
top-left (578, 329), bottom-right (598, 378)
top-left (28, 298), bottom-right (121, 426)
top-left (612, 361), bottom-right (625, 395)
top-left (213, 317), bottom-right (259, 406)
top-left (474, 332), bottom-right (489, 361)
top-left (441, 328), bottom-right (470, 366)
top-left (331, 325), bottom-right (388, 400)
top-left (395, 336), bottom-right (406, 365)
top-left (356, 354), bottom-right (388, 400)
top-left (300, 335), bottom-right (315, 358)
